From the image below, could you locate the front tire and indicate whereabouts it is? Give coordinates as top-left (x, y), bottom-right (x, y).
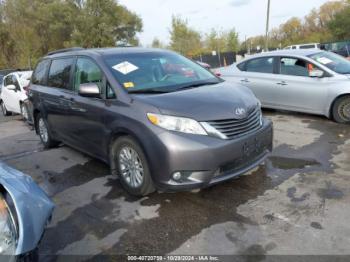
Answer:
top-left (113, 136), bottom-right (155, 196)
top-left (1, 101), bottom-right (11, 116)
top-left (36, 113), bottom-right (60, 149)
top-left (332, 96), bottom-right (350, 124)
top-left (20, 103), bottom-right (29, 121)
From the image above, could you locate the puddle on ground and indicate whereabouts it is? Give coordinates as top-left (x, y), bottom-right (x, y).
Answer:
top-left (41, 160), bottom-right (110, 197)
top-left (317, 181), bottom-right (344, 200)
top-left (268, 156), bottom-right (321, 170)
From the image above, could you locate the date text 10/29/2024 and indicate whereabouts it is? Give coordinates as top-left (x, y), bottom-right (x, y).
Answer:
top-left (127, 256), bottom-right (219, 261)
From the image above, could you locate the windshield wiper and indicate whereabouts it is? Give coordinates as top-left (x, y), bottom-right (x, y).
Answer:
top-left (128, 88), bottom-right (169, 94)
top-left (176, 81), bottom-right (220, 91)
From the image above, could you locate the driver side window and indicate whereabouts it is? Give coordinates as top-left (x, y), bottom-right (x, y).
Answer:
top-left (75, 58), bottom-right (103, 93)
top-left (279, 57), bottom-right (322, 77)
top-left (12, 76), bottom-right (20, 91)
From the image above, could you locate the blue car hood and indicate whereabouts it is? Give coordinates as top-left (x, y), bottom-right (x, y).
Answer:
top-left (0, 162), bottom-right (54, 255)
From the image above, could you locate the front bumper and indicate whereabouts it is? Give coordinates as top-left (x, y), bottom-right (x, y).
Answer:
top-left (148, 118), bottom-right (273, 191)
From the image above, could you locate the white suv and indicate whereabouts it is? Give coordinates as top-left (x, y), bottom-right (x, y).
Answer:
top-left (0, 71), bottom-right (32, 118)
top-left (285, 43), bottom-right (320, 50)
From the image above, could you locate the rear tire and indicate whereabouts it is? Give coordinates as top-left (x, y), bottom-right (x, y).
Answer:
top-left (36, 113), bottom-right (60, 149)
top-left (112, 136), bottom-right (155, 196)
top-left (332, 96), bottom-right (350, 124)
top-left (1, 101), bottom-right (11, 116)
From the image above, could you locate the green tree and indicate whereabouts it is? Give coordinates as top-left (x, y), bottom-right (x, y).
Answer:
top-left (0, 0), bottom-right (143, 68)
top-left (169, 16), bottom-right (202, 56)
top-left (226, 29), bottom-right (240, 52)
top-left (328, 1), bottom-right (350, 40)
top-left (70, 0), bottom-right (142, 48)
top-left (204, 29), bottom-right (225, 52)
top-left (151, 37), bottom-right (165, 48)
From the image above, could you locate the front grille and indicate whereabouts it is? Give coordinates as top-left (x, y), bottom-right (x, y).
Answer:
top-left (205, 107), bottom-right (262, 139)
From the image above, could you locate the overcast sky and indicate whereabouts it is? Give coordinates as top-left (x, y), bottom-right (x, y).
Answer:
top-left (118, 0), bottom-right (331, 46)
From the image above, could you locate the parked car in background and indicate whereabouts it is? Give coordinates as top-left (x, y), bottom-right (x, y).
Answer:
top-left (29, 47), bottom-right (273, 196)
top-left (0, 71), bottom-right (32, 119)
top-left (0, 70), bottom-right (18, 95)
top-left (0, 161), bottom-right (54, 261)
top-left (285, 43), bottom-right (320, 50)
top-left (0, 75), bottom-right (3, 94)
top-left (218, 49), bottom-right (350, 123)
top-left (322, 40), bottom-right (350, 60)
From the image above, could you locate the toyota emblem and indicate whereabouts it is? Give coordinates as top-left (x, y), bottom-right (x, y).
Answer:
top-left (235, 107), bottom-right (246, 117)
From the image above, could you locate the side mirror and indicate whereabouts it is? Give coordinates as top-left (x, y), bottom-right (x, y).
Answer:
top-left (309, 69), bottom-right (324, 78)
top-left (79, 83), bottom-right (100, 98)
top-left (6, 85), bottom-right (16, 91)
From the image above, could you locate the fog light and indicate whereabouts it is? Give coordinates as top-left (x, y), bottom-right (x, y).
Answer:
top-left (172, 172), bottom-right (182, 181)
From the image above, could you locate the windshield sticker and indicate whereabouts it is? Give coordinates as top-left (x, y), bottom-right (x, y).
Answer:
top-left (123, 82), bottom-right (135, 88)
top-left (112, 61), bottom-right (138, 75)
top-left (316, 57), bottom-right (333, 65)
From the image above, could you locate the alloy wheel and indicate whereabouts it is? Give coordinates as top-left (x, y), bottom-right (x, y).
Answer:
top-left (338, 100), bottom-right (350, 122)
top-left (21, 104), bottom-right (28, 120)
top-left (38, 118), bottom-right (48, 143)
top-left (1, 102), bottom-right (7, 116)
top-left (118, 146), bottom-right (144, 188)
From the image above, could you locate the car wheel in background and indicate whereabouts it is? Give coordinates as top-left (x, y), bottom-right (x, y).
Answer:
top-left (20, 102), bottom-right (29, 121)
top-left (113, 136), bottom-right (155, 196)
top-left (36, 113), bottom-right (60, 148)
top-left (332, 96), bottom-right (350, 124)
top-left (1, 101), bottom-right (11, 116)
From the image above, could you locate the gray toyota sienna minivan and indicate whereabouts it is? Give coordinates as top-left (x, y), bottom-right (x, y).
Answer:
top-left (29, 47), bottom-right (273, 196)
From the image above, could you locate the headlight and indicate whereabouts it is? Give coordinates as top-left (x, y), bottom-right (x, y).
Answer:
top-left (0, 192), bottom-right (17, 255)
top-left (147, 113), bottom-right (207, 135)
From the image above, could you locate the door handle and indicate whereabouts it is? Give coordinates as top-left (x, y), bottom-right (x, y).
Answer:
top-left (276, 81), bottom-right (288, 86)
top-left (240, 79), bottom-right (250, 83)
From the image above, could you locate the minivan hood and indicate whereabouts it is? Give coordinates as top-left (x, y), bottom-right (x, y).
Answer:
top-left (132, 82), bottom-right (258, 121)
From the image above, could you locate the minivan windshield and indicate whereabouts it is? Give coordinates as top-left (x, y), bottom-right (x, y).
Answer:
top-left (308, 51), bottom-right (350, 74)
top-left (104, 51), bottom-right (221, 93)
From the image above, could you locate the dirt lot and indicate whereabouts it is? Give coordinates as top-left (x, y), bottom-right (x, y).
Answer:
top-left (0, 110), bottom-right (350, 260)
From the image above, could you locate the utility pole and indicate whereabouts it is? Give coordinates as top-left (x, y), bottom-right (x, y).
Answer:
top-left (265, 0), bottom-right (271, 52)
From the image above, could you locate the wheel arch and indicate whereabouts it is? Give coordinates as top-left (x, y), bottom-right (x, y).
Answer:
top-left (108, 128), bottom-right (153, 176)
top-left (329, 93), bottom-right (350, 119)
top-left (33, 109), bottom-right (41, 134)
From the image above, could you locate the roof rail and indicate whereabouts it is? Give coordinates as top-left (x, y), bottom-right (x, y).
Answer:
top-left (47, 47), bottom-right (84, 56)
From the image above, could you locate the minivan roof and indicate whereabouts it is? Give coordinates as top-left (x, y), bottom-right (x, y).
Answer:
top-left (44, 47), bottom-right (170, 59)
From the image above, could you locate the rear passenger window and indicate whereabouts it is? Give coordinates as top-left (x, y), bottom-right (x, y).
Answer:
top-left (300, 45), bottom-right (315, 49)
top-left (246, 57), bottom-right (274, 74)
top-left (74, 58), bottom-right (103, 92)
top-left (48, 58), bottom-right (74, 90)
top-left (32, 60), bottom-right (50, 85)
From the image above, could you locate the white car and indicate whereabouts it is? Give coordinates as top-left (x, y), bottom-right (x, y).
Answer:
top-left (0, 71), bottom-right (32, 118)
top-left (285, 43), bottom-right (320, 50)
